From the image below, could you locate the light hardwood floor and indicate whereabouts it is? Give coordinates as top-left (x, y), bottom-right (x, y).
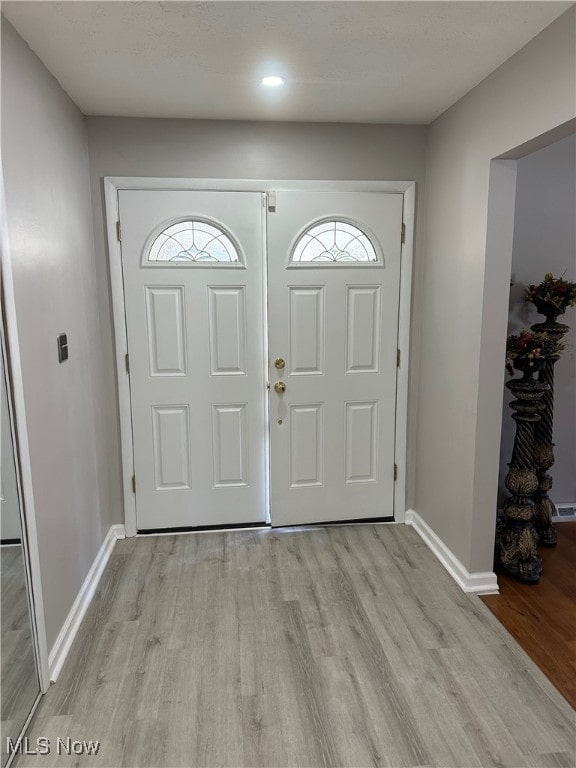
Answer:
top-left (18, 525), bottom-right (575, 768)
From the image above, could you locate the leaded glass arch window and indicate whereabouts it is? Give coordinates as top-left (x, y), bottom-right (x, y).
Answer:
top-left (290, 220), bottom-right (379, 264)
top-left (147, 220), bottom-right (242, 264)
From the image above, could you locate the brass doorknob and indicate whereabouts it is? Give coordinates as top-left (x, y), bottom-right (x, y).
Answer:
top-left (274, 381), bottom-right (286, 394)
top-left (274, 357), bottom-right (286, 370)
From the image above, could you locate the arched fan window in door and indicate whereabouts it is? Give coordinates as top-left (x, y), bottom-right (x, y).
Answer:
top-left (290, 220), bottom-right (379, 263)
top-left (147, 219), bottom-right (242, 264)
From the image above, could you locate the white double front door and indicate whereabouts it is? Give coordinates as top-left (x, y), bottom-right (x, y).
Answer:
top-left (118, 188), bottom-right (403, 530)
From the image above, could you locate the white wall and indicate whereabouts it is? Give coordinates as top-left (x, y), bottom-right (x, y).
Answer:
top-left (1, 19), bottom-right (119, 650)
top-left (419, 7), bottom-right (575, 574)
top-left (86, 117), bottom-right (427, 513)
top-left (499, 135), bottom-right (576, 506)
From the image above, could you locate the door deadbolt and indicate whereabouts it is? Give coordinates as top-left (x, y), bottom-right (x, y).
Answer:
top-left (274, 381), bottom-right (286, 394)
top-left (274, 357), bottom-right (286, 370)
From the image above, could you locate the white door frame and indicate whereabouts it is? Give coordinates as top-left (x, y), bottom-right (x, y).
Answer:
top-left (104, 178), bottom-right (415, 537)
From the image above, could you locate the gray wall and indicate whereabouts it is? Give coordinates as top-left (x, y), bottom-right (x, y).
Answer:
top-left (1, 19), bottom-right (118, 651)
top-left (419, 7), bottom-right (575, 573)
top-left (86, 117), bottom-right (427, 513)
top-left (499, 135), bottom-right (576, 506)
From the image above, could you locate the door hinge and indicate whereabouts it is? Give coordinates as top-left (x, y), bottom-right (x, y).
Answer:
top-left (131, 475), bottom-right (136, 494)
top-left (125, 353), bottom-right (130, 373)
top-left (397, 349), bottom-right (401, 367)
top-left (394, 464), bottom-right (398, 482)
top-left (267, 191), bottom-right (277, 213)
top-left (401, 222), bottom-right (406, 244)
top-left (116, 220), bottom-right (122, 242)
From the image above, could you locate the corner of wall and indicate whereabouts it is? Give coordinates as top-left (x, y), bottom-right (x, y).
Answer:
top-left (406, 510), bottom-right (498, 595)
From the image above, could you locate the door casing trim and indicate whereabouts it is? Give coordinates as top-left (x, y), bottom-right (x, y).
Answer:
top-left (104, 178), bottom-right (415, 536)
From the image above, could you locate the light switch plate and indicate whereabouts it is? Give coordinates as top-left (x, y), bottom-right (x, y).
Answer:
top-left (57, 333), bottom-right (68, 363)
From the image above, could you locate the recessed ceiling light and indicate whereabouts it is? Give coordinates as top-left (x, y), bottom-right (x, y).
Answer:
top-left (260, 76), bottom-right (286, 87)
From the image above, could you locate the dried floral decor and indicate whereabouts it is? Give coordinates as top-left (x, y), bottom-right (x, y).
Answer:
top-left (525, 272), bottom-right (576, 314)
top-left (505, 330), bottom-right (563, 376)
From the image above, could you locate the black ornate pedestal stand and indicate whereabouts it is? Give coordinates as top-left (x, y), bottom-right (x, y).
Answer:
top-left (496, 360), bottom-right (548, 583)
top-left (531, 304), bottom-right (570, 547)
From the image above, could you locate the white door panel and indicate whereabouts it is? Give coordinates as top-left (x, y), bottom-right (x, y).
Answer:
top-left (267, 191), bottom-right (402, 526)
top-left (119, 187), bottom-right (402, 531)
top-left (119, 190), bottom-right (266, 530)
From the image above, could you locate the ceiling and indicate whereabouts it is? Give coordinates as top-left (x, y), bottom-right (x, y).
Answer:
top-left (2, 1), bottom-right (572, 124)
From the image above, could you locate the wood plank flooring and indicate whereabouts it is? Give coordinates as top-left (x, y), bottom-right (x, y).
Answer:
top-left (482, 521), bottom-right (576, 710)
top-left (17, 525), bottom-right (575, 768)
top-left (1, 544), bottom-right (40, 765)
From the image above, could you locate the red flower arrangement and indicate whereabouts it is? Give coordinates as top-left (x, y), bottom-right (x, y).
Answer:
top-left (525, 273), bottom-right (576, 313)
top-left (505, 330), bottom-right (564, 376)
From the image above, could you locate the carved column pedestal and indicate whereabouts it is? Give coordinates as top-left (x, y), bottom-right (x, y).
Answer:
top-left (496, 363), bottom-right (548, 583)
top-left (531, 310), bottom-right (570, 547)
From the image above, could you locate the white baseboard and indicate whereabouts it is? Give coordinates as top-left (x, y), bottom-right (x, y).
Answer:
top-left (48, 523), bottom-right (125, 682)
top-left (405, 509), bottom-right (498, 595)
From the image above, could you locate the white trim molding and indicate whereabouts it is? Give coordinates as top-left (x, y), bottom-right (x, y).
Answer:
top-left (405, 509), bottom-right (499, 595)
top-left (48, 524), bottom-right (125, 682)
